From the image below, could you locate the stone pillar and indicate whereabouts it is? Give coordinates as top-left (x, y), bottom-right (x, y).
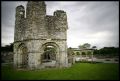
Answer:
top-left (28, 52), bottom-right (36, 69)
top-left (17, 53), bottom-right (22, 68)
top-left (91, 51), bottom-right (94, 62)
top-left (85, 51), bottom-right (88, 61)
top-left (55, 51), bottom-right (60, 68)
top-left (72, 56), bottom-right (75, 64)
top-left (34, 52), bottom-right (41, 69)
top-left (80, 52), bottom-right (82, 61)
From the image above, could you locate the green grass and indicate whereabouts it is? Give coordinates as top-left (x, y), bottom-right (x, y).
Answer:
top-left (1, 63), bottom-right (119, 80)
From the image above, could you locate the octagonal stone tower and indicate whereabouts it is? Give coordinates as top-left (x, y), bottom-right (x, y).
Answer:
top-left (14, 1), bottom-right (68, 69)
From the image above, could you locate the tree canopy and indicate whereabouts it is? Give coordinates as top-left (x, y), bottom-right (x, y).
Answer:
top-left (78, 43), bottom-right (91, 49)
top-left (93, 47), bottom-right (119, 56)
top-left (1, 43), bottom-right (13, 52)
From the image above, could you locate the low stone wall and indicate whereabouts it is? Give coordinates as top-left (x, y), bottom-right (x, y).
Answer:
top-left (75, 56), bottom-right (119, 63)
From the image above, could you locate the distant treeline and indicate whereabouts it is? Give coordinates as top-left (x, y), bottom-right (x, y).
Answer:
top-left (94, 47), bottom-right (119, 56)
top-left (1, 43), bottom-right (13, 52)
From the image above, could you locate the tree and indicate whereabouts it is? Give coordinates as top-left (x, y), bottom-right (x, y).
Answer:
top-left (78, 43), bottom-right (91, 49)
top-left (1, 43), bottom-right (13, 52)
top-left (92, 46), bottom-right (97, 49)
top-left (78, 45), bottom-right (84, 49)
top-left (99, 47), bottom-right (119, 56)
top-left (93, 49), bottom-right (99, 55)
top-left (83, 43), bottom-right (91, 49)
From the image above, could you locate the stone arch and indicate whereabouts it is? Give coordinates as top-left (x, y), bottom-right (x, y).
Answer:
top-left (40, 42), bottom-right (60, 67)
top-left (17, 43), bottom-right (28, 68)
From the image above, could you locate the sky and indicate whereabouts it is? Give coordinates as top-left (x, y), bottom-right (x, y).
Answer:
top-left (1, 1), bottom-right (119, 49)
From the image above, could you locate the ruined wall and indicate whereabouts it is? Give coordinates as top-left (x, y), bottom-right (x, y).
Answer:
top-left (25, 1), bottom-right (48, 39)
top-left (14, 5), bottom-right (25, 42)
top-left (46, 10), bottom-right (68, 40)
top-left (14, 1), bottom-right (69, 69)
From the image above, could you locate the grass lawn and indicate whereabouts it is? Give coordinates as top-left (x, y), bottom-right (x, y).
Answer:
top-left (1, 63), bottom-right (119, 80)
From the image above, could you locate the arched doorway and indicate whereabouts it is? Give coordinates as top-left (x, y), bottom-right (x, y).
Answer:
top-left (17, 43), bottom-right (28, 68)
top-left (41, 42), bottom-right (59, 67)
top-left (42, 45), bottom-right (56, 62)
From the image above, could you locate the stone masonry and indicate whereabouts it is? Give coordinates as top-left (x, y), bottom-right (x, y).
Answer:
top-left (14, 1), bottom-right (69, 69)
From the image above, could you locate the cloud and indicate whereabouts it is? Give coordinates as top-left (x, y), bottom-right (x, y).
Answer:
top-left (1, 1), bottom-right (27, 46)
top-left (1, 1), bottom-right (119, 49)
top-left (66, 1), bottom-right (119, 48)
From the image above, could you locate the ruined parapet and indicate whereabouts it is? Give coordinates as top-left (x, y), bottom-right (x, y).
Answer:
top-left (53, 10), bottom-right (68, 39)
top-left (14, 5), bottom-right (25, 42)
top-left (14, 1), bottom-right (69, 69)
top-left (54, 10), bottom-right (68, 32)
top-left (26, 1), bottom-right (46, 20)
top-left (25, 1), bottom-right (48, 39)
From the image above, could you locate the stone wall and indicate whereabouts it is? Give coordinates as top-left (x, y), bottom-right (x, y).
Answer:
top-left (14, 1), bottom-right (69, 69)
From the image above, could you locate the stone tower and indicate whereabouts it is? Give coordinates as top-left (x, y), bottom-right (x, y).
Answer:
top-left (14, 1), bottom-right (68, 69)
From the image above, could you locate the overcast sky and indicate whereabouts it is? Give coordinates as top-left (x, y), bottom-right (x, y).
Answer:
top-left (1, 1), bottom-right (119, 49)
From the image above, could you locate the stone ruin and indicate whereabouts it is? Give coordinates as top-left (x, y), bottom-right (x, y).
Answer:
top-left (14, 1), bottom-right (69, 69)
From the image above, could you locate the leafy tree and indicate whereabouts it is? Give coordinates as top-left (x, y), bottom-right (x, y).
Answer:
top-left (83, 43), bottom-right (91, 49)
top-left (98, 47), bottom-right (119, 56)
top-left (78, 43), bottom-right (91, 49)
top-left (1, 43), bottom-right (13, 52)
top-left (93, 49), bottom-right (99, 55)
top-left (92, 46), bottom-right (97, 49)
top-left (78, 45), bottom-right (84, 49)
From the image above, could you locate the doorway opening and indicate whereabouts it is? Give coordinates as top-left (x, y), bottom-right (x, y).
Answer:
top-left (42, 45), bottom-right (56, 63)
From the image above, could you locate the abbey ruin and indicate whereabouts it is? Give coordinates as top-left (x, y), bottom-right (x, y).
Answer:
top-left (14, 1), bottom-right (69, 69)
